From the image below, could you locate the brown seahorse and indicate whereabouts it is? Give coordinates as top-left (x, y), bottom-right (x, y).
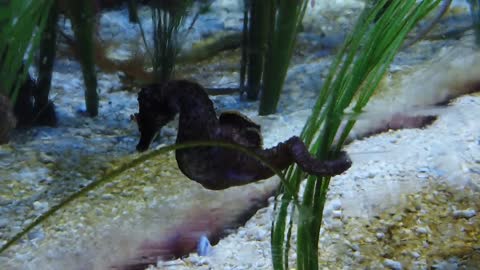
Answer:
top-left (133, 79), bottom-right (351, 190)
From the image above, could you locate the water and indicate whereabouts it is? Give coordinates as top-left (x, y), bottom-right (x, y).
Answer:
top-left (0, 1), bottom-right (479, 269)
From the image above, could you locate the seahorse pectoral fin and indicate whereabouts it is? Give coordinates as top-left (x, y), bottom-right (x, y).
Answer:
top-left (237, 127), bottom-right (263, 148)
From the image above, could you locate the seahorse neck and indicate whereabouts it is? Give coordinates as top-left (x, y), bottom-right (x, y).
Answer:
top-left (166, 81), bottom-right (218, 141)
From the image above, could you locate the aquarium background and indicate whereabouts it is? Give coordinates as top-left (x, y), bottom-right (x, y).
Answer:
top-left (0, 0), bottom-right (479, 269)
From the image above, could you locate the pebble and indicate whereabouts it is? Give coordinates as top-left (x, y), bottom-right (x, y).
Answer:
top-left (414, 226), bottom-right (429, 235)
top-left (38, 152), bottom-right (55, 164)
top-left (197, 234), bottom-right (212, 256)
top-left (27, 229), bottom-right (45, 241)
top-left (101, 193), bottom-right (115, 200)
top-left (416, 172), bottom-right (429, 179)
top-left (188, 255), bottom-right (210, 266)
top-left (410, 251), bottom-right (421, 259)
top-left (254, 229), bottom-right (267, 241)
top-left (32, 201), bottom-right (49, 211)
top-left (432, 258), bottom-right (460, 270)
top-left (452, 209), bottom-right (476, 219)
top-left (161, 126), bottom-right (177, 137)
top-left (376, 232), bottom-right (385, 240)
top-left (0, 218), bottom-right (8, 228)
top-left (324, 219), bottom-right (344, 231)
top-left (384, 259), bottom-right (403, 270)
top-left (331, 210), bottom-right (343, 218)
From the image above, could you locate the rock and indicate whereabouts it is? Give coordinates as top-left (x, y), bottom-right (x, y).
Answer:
top-left (38, 152), bottom-right (55, 164)
top-left (27, 229), bottom-right (45, 241)
top-left (332, 210), bottom-right (343, 219)
top-left (254, 229), bottom-right (267, 241)
top-left (0, 218), bottom-right (9, 228)
top-left (188, 254), bottom-right (210, 266)
top-left (197, 234), bottom-right (212, 256)
top-left (101, 193), bottom-right (115, 200)
top-left (452, 209), bottom-right (476, 219)
top-left (384, 259), bottom-right (403, 270)
top-left (414, 226), bottom-right (430, 235)
top-left (410, 251), bottom-right (421, 259)
top-left (32, 201), bottom-right (49, 211)
top-left (376, 232), bottom-right (385, 240)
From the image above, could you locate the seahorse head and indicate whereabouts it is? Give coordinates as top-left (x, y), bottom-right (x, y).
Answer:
top-left (134, 83), bottom-right (177, 151)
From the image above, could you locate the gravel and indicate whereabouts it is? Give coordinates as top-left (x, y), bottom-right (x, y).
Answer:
top-left (1, 1), bottom-right (479, 269)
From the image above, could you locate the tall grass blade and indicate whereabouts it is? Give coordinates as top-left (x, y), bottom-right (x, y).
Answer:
top-left (36, 2), bottom-right (58, 113)
top-left (244, 0), bottom-right (272, 100)
top-left (68, 0), bottom-right (99, 116)
top-left (259, 0), bottom-right (308, 115)
top-left (150, 1), bottom-right (193, 83)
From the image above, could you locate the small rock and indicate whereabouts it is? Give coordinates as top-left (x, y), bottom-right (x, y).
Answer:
top-left (332, 210), bottom-right (343, 219)
top-left (0, 218), bottom-right (8, 228)
top-left (347, 242), bottom-right (360, 251)
top-left (415, 226), bottom-right (429, 235)
top-left (376, 232), bottom-right (385, 240)
top-left (353, 250), bottom-right (364, 263)
top-left (157, 259), bottom-right (185, 268)
top-left (33, 201), bottom-right (49, 211)
top-left (27, 229), bottom-right (45, 241)
top-left (254, 229), bottom-right (267, 241)
top-left (417, 167), bottom-right (430, 173)
top-left (161, 127), bottom-right (177, 137)
top-left (101, 193), bottom-right (114, 200)
top-left (453, 209), bottom-right (476, 219)
top-left (38, 152), bottom-right (55, 163)
top-left (142, 186), bottom-right (156, 196)
top-left (432, 258), bottom-right (460, 270)
top-left (188, 255), bottom-right (210, 266)
top-left (328, 199), bottom-right (342, 210)
top-left (384, 259), bottom-right (403, 270)
top-left (416, 172), bottom-right (429, 179)
top-left (324, 219), bottom-right (344, 231)
top-left (197, 234), bottom-right (212, 256)
top-left (410, 251), bottom-right (421, 259)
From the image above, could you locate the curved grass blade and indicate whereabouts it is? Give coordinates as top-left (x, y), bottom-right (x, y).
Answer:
top-left (0, 140), bottom-right (299, 254)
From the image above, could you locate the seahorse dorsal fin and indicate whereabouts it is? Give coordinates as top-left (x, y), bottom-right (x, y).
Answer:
top-left (242, 127), bottom-right (263, 148)
top-left (219, 111), bottom-right (261, 131)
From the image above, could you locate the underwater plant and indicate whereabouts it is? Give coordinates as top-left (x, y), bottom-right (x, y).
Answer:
top-left (0, 0), bottom-right (54, 106)
top-left (0, 0), bottom-right (102, 118)
top-left (259, 0), bottom-right (308, 115)
top-left (0, 0), bottom-right (153, 120)
top-left (241, 0), bottom-right (271, 100)
top-left (138, 0), bottom-right (194, 83)
top-left (468, 0), bottom-right (480, 46)
top-left (270, 1), bottom-right (443, 270)
top-left (240, 0), bottom-right (308, 115)
top-left (65, 0), bottom-right (99, 116)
